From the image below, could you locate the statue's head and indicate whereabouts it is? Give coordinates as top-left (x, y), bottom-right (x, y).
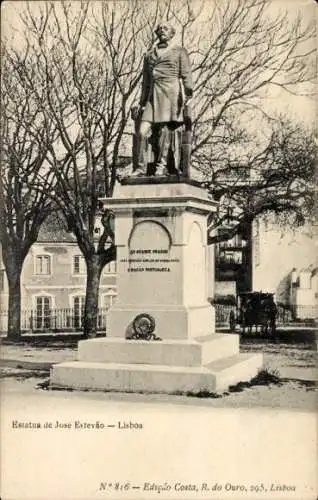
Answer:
top-left (155, 23), bottom-right (176, 42)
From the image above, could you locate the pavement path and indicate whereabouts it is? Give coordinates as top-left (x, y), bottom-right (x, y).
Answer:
top-left (0, 343), bottom-right (77, 368)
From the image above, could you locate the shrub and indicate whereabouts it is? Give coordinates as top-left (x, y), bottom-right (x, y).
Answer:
top-left (209, 294), bottom-right (236, 306)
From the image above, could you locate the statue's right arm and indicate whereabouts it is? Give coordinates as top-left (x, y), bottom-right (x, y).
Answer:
top-left (179, 48), bottom-right (193, 99)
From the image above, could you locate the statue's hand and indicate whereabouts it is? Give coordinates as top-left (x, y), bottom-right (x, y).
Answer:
top-left (131, 106), bottom-right (139, 121)
top-left (131, 105), bottom-right (145, 121)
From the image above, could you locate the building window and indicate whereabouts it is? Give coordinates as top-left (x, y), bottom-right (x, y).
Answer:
top-left (35, 255), bottom-right (51, 275)
top-left (0, 270), bottom-right (4, 291)
top-left (35, 296), bottom-right (52, 329)
top-left (72, 295), bottom-right (85, 328)
top-left (219, 250), bottom-right (242, 264)
top-left (219, 233), bottom-right (243, 249)
top-left (73, 255), bottom-right (86, 274)
top-left (104, 261), bottom-right (117, 274)
top-left (103, 289), bottom-right (117, 308)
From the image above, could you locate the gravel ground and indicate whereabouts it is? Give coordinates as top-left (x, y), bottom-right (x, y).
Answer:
top-left (1, 338), bottom-right (316, 411)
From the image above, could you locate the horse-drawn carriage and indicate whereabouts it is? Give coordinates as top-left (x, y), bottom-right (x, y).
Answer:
top-left (229, 292), bottom-right (277, 336)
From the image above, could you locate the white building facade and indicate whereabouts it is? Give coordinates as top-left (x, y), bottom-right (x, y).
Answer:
top-left (252, 217), bottom-right (317, 318)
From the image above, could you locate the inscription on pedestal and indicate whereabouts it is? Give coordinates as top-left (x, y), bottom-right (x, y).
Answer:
top-left (120, 248), bottom-right (180, 273)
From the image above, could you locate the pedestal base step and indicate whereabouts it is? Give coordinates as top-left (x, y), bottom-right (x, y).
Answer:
top-left (77, 334), bottom-right (239, 366)
top-left (50, 353), bottom-right (263, 394)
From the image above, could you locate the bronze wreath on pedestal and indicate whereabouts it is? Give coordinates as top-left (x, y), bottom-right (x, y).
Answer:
top-left (127, 314), bottom-right (162, 341)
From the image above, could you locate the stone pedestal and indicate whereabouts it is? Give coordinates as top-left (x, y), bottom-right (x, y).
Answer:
top-left (108, 180), bottom-right (216, 340)
top-left (51, 180), bottom-right (262, 394)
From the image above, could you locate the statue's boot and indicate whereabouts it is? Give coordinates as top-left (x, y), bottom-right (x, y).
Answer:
top-left (131, 167), bottom-right (147, 177)
top-left (131, 130), bottom-right (149, 177)
top-left (155, 165), bottom-right (169, 176)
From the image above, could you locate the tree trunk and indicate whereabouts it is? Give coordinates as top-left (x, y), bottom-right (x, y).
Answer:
top-left (7, 271), bottom-right (22, 341)
top-left (83, 255), bottom-right (103, 338)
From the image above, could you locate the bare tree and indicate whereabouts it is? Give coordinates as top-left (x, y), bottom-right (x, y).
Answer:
top-left (187, 0), bottom-right (314, 155)
top-left (205, 117), bottom-right (316, 244)
top-left (0, 42), bottom-right (55, 339)
top-left (14, 1), bottom-right (161, 337)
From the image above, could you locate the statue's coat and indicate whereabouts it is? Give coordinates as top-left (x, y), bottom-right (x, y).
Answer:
top-left (140, 45), bottom-right (193, 125)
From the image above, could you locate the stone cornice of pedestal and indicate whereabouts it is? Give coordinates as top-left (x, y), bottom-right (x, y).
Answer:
top-left (101, 197), bottom-right (217, 215)
top-left (100, 181), bottom-right (218, 215)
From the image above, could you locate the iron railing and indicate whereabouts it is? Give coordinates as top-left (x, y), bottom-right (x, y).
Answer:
top-left (214, 303), bottom-right (318, 327)
top-left (0, 304), bottom-right (317, 333)
top-left (0, 308), bottom-right (109, 333)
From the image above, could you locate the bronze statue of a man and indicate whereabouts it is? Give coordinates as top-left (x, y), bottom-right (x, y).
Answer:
top-left (131, 23), bottom-right (193, 177)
